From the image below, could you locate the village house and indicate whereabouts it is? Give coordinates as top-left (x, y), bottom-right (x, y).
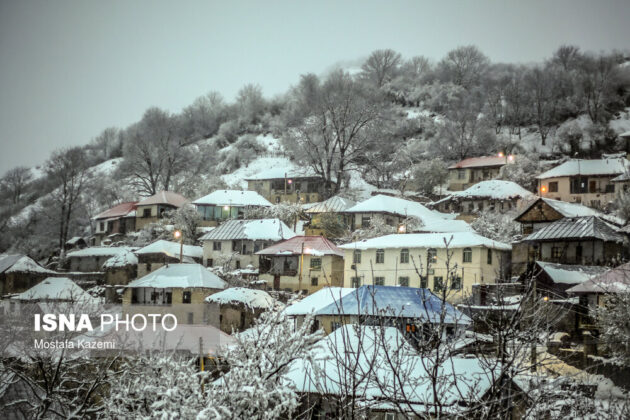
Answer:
top-left (102, 250), bottom-right (138, 286)
top-left (135, 190), bottom-right (188, 230)
top-left (92, 201), bottom-right (137, 245)
top-left (65, 247), bottom-right (136, 272)
top-left (204, 287), bottom-right (274, 334)
top-left (122, 263), bottom-right (227, 325)
top-left (192, 190), bottom-right (272, 227)
top-left (341, 194), bottom-right (471, 233)
top-left (245, 168), bottom-right (330, 204)
top-left (447, 155), bottom-right (510, 191)
top-left (0, 254), bottom-right (57, 296)
top-left (283, 286), bottom-right (354, 332)
top-left (199, 218), bottom-right (295, 269)
top-left (256, 236), bottom-right (345, 294)
top-left (432, 180), bottom-right (535, 222)
top-left (65, 236), bottom-right (88, 250)
top-left (135, 239), bottom-right (203, 277)
top-left (7, 277), bottom-right (97, 316)
top-left (530, 261), bottom-right (610, 298)
top-left (339, 232), bottom-right (512, 303)
top-left (536, 155), bottom-right (629, 209)
top-left (303, 195), bottom-right (356, 237)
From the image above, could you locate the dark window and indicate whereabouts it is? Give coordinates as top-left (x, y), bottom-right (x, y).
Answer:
top-left (183, 291), bottom-right (191, 304)
top-left (420, 276), bottom-right (428, 288)
top-left (311, 277), bottom-right (318, 286)
top-left (310, 258), bottom-right (322, 270)
top-left (361, 216), bottom-right (371, 228)
top-left (374, 277), bottom-right (385, 286)
top-left (463, 248), bottom-right (472, 263)
top-left (143, 208), bottom-right (151, 218)
top-left (487, 249), bottom-right (492, 265)
top-left (207, 259), bottom-right (213, 267)
top-left (99, 222), bottom-right (105, 231)
top-left (576, 245), bottom-right (583, 260)
top-left (213, 242), bottom-right (222, 251)
top-left (570, 177), bottom-right (588, 194)
top-left (375, 249), bottom-right (385, 264)
top-left (351, 277), bottom-right (361, 288)
top-left (166, 292), bottom-right (172, 304)
top-left (398, 276), bottom-right (409, 287)
top-left (451, 276), bottom-right (462, 290)
top-left (551, 246), bottom-right (562, 259)
top-left (433, 277), bottom-right (444, 292)
top-left (353, 250), bottom-right (361, 264)
top-left (458, 170), bottom-right (465, 180)
top-left (400, 249), bottom-right (409, 263)
top-left (548, 181), bottom-right (558, 192)
top-left (589, 180), bottom-right (597, 193)
top-left (235, 260), bottom-right (241, 269)
top-left (428, 248), bottom-right (437, 264)
top-left (605, 184), bottom-right (615, 193)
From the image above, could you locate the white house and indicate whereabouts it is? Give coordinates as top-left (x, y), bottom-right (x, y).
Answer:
top-left (192, 190), bottom-right (272, 227)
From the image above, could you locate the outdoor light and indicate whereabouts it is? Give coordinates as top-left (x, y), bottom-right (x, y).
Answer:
top-left (173, 230), bottom-right (182, 239)
top-left (223, 205), bottom-right (230, 210)
top-left (304, 247), bottom-right (312, 254)
top-left (287, 179), bottom-right (293, 184)
top-left (398, 224), bottom-right (406, 233)
top-left (543, 296), bottom-right (549, 302)
top-left (508, 155), bottom-right (515, 162)
top-left (498, 152), bottom-right (505, 157)
top-left (540, 186), bottom-right (547, 193)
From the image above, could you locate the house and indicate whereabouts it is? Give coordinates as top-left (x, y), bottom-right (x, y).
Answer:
top-left (536, 155), bottom-right (629, 209)
top-left (192, 190), bottom-right (272, 227)
top-left (65, 236), bottom-right (88, 250)
top-left (519, 216), bottom-right (626, 268)
top-left (447, 155), bottom-right (510, 191)
top-left (309, 285), bottom-right (471, 336)
top-left (304, 195), bottom-right (356, 237)
top-left (135, 239), bottom-right (203, 277)
top-left (0, 254), bottom-right (57, 296)
top-left (529, 261), bottom-right (610, 298)
top-left (341, 194), bottom-right (469, 233)
top-left (123, 263), bottom-right (227, 325)
top-left (339, 232), bottom-right (511, 303)
top-left (6, 277), bottom-right (98, 316)
top-left (256, 236), bottom-right (345, 294)
top-left (432, 180), bottom-right (534, 222)
top-left (102, 250), bottom-right (138, 286)
top-left (199, 218), bottom-right (295, 269)
top-left (283, 286), bottom-right (355, 332)
top-left (245, 168), bottom-right (330, 204)
top-left (135, 191), bottom-right (188, 230)
top-left (92, 201), bottom-right (137, 245)
top-left (204, 287), bottom-right (274, 334)
top-left (65, 247), bottom-right (135, 272)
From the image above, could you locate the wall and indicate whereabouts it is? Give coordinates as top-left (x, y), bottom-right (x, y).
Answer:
top-left (104, 265), bottom-right (136, 286)
top-left (135, 204), bottom-right (176, 230)
top-left (447, 166), bottom-right (502, 191)
top-left (538, 175), bottom-right (617, 209)
top-left (202, 239), bottom-right (270, 269)
top-left (247, 178), bottom-right (324, 204)
top-left (259, 254), bottom-right (344, 294)
top-left (347, 212), bottom-right (403, 231)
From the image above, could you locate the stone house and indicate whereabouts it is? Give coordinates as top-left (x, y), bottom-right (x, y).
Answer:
top-left (92, 201), bottom-right (137, 245)
top-left (199, 218), bottom-right (295, 269)
top-left (135, 191), bottom-right (188, 230)
top-left (192, 190), bottom-right (271, 227)
top-left (245, 168), bottom-right (330, 204)
top-left (447, 155), bottom-right (510, 191)
top-left (135, 239), bottom-right (203, 277)
top-left (257, 236), bottom-right (345, 294)
top-left (304, 195), bottom-right (356, 237)
top-left (122, 263), bottom-right (227, 325)
top-left (0, 254), bottom-right (57, 296)
top-left (204, 287), bottom-right (274, 334)
top-left (102, 251), bottom-right (138, 286)
top-left (339, 232), bottom-right (512, 304)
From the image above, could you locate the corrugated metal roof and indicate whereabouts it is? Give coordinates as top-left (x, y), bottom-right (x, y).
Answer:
top-left (515, 197), bottom-right (624, 226)
top-left (256, 236), bottom-right (344, 257)
top-left (448, 156), bottom-right (507, 169)
top-left (305, 196), bottom-right (356, 214)
top-left (199, 219), bottom-right (295, 241)
top-left (535, 261), bottom-right (609, 285)
top-left (567, 262), bottom-right (630, 294)
top-left (192, 190), bottom-right (271, 207)
top-left (136, 191), bottom-right (188, 207)
top-left (535, 158), bottom-right (628, 179)
top-left (0, 254), bottom-right (23, 273)
top-left (93, 202), bottom-right (138, 220)
top-left (524, 216), bottom-right (625, 243)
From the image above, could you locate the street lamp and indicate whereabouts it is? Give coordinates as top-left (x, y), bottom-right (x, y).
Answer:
top-left (174, 230), bottom-right (183, 262)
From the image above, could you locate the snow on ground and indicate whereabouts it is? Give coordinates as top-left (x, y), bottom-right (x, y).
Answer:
top-left (256, 134), bottom-right (283, 155)
top-left (205, 287), bottom-right (274, 310)
top-left (609, 107), bottom-right (630, 134)
top-left (221, 156), bottom-right (299, 189)
top-left (89, 158), bottom-right (123, 177)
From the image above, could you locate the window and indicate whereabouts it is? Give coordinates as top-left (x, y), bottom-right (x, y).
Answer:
top-left (235, 260), bottom-right (241, 269)
top-left (427, 248), bottom-right (437, 264)
top-left (420, 276), bottom-right (428, 288)
top-left (207, 259), bottom-right (213, 267)
top-left (143, 208), bottom-right (151, 218)
top-left (311, 277), bottom-right (318, 286)
top-left (487, 249), bottom-right (492, 265)
top-left (310, 258), bottom-right (322, 270)
top-left (400, 249), bottom-right (409, 263)
top-left (589, 180), bottom-right (597, 193)
top-left (398, 276), bottom-right (409, 287)
top-left (451, 276), bottom-right (462, 290)
top-left (213, 242), bottom-right (222, 251)
top-left (375, 249), bottom-right (385, 264)
top-left (463, 248), bottom-right (472, 263)
top-left (351, 277), bottom-right (361, 288)
top-left (353, 250), bottom-right (361, 264)
top-left (361, 216), bottom-right (371, 228)
top-left (458, 169), bottom-right (465, 179)
top-left (576, 245), bottom-right (583, 260)
top-left (385, 413), bottom-right (395, 420)
top-left (605, 184), bottom-right (615, 193)
top-left (551, 246), bottom-right (562, 259)
top-left (182, 291), bottom-right (191, 304)
top-left (374, 277), bottom-right (385, 286)
top-left (433, 277), bottom-right (444, 292)
top-left (548, 181), bottom-right (558, 192)
top-left (99, 222), bottom-right (105, 232)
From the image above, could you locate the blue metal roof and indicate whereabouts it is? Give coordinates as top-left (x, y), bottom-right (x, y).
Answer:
top-left (314, 285), bottom-right (471, 325)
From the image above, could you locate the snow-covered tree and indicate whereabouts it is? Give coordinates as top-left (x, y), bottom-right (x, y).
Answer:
top-left (470, 210), bottom-right (520, 243)
top-left (596, 291), bottom-right (630, 366)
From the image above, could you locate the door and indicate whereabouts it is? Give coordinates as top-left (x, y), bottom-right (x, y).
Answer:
top-left (273, 275), bottom-right (281, 290)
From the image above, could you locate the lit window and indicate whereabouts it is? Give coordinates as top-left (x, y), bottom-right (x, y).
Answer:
top-left (428, 248), bottom-right (437, 264)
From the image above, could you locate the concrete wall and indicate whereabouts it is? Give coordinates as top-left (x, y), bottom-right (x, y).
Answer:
top-left (538, 175), bottom-right (616, 209)
top-left (247, 178), bottom-right (324, 204)
top-left (259, 254), bottom-right (344, 294)
top-left (202, 239), bottom-right (272, 268)
top-left (448, 166), bottom-right (502, 191)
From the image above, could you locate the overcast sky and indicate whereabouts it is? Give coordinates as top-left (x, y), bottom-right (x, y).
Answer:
top-left (1, 0), bottom-right (629, 175)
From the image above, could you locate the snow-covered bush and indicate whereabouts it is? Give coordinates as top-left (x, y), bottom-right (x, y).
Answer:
top-left (596, 291), bottom-right (630, 366)
top-left (498, 153), bottom-right (540, 191)
top-left (470, 210), bottom-right (520, 243)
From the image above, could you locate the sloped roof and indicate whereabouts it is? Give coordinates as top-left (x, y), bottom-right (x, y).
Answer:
top-left (4, 255), bottom-right (56, 275)
top-left (11, 277), bottom-right (95, 302)
top-left (535, 261), bottom-right (609, 285)
top-left (448, 156), bottom-right (507, 169)
top-left (256, 236), bottom-right (344, 257)
top-left (67, 247), bottom-right (134, 259)
top-left (314, 285), bottom-right (471, 324)
top-left (102, 251), bottom-right (138, 269)
top-left (205, 287), bottom-right (274, 309)
top-left (515, 197), bottom-right (624, 226)
top-left (524, 216), bottom-right (625, 243)
top-left (126, 264), bottom-right (227, 289)
top-left (283, 287), bottom-right (355, 316)
top-left (93, 202), bottom-right (137, 220)
top-left (305, 196), bottom-right (357, 214)
top-left (244, 167), bottom-right (320, 180)
top-left (199, 219), bottom-right (295, 241)
top-left (136, 191), bottom-right (188, 207)
top-left (567, 262), bottom-right (630, 294)
top-left (192, 190), bottom-right (271, 207)
top-left (340, 232), bottom-right (511, 251)
top-left (435, 180), bottom-right (534, 204)
top-left (343, 194), bottom-right (450, 223)
top-left (415, 219), bottom-right (473, 233)
top-left (536, 158), bottom-right (628, 179)
top-left (0, 254), bottom-right (28, 273)
top-left (135, 240), bottom-right (203, 259)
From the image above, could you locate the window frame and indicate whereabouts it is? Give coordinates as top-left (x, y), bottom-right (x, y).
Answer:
top-left (463, 247), bottom-right (472, 263)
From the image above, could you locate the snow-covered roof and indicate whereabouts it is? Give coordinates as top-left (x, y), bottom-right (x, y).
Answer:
top-left (192, 190), bottom-right (272, 207)
top-left (515, 197), bottom-right (624, 226)
top-left (305, 196), bottom-right (357, 214)
top-left (535, 261), bottom-right (609, 285)
top-left (436, 180), bottom-right (534, 203)
top-left (135, 240), bottom-right (203, 259)
top-left (283, 287), bottom-right (355, 316)
top-left (524, 216), bottom-right (625, 243)
top-left (136, 190), bottom-right (188, 207)
top-left (93, 202), bottom-right (137, 220)
top-left (415, 219), bottom-right (473, 233)
top-left (536, 158), bottom-right (628, 179)
top-left (102, 250), bottom-right (138, 269)
top-left (244, 167), bottom-right (320, 180)
top-left (343, 194), bottom-right (451, 223)
top-left (205, 287), bottom-right (274, 309)
top-left (11, 277), bottom-right (96, 302)
top-left (67, 247), bottom-right (135, 259)
top-left (567, 262), bottom-right (630, 294)
top-left (199, 219), bottom-right (296, 242)
top-left (256, 236), bottom-right (344, 257)
top-left (314, 285), bottom-right (471, 324)
top-left (126, 264), bottom-right (227, 289)
top-left (448, 156), bottom-right (507, 169)
top-left (0, 254), bottom-right (23, 273)
top-left (340, 232), bottom-right (511, 251)
top-left (0, 254), bottom-right (55, 274)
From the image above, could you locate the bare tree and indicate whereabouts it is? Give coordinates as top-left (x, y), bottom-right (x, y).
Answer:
top-left (361, 49), bottom-right (402, 88)
top-left (438, 45), bottom-right (490, 89)
top-left (90, 127), bottom-right (122, 160)
top-left (525, 66), bottom-right (559, 145)
top-left (236, 83), bottom-right (266, 124)
top-left (181, 91), bottom-right (228, 141)
top-left (1, 166), bottom-right (32, 204)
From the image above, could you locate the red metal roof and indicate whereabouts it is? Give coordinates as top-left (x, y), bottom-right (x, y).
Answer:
top-left (94, 202), bottom-right (137, 220)
top-left (256, 236), bottom-right (344, 257)
top-left (448, 156), bottom-right (507, 169)
top-left (136, 191), bottom-right (188, 207)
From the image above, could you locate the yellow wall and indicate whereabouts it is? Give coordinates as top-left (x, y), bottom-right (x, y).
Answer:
top-left (202, 240), bottom-right (261, 268)
top-left (538, 175), bottom-right (616, 209)
top-left (448, 167), bottom-right (502, 191)
top-left (247, 179), bottom-right (323, 204)
top-left (259, 254), bottom-right (344, 294)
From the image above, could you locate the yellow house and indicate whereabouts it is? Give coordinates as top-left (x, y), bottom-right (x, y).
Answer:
top-left (135, 190), bottom-right (188, 230)
top-left (256, 236), bottom-right (345, 294)
top-left (448, 156), bottom-right (509, 191)
top-left (245, 168), bottom-right (330, 204)
top-left (536, 156), bottom-right (628, 209)
top-left (304, 195), bottom-right (356, 237)
top-left (339, 232), bottom-right (511, 303)
top-left (192, 190), bottom-right (271, 227)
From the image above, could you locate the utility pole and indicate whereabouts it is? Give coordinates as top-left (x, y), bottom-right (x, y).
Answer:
top-left (298, 242), bottom-right (305, 292)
